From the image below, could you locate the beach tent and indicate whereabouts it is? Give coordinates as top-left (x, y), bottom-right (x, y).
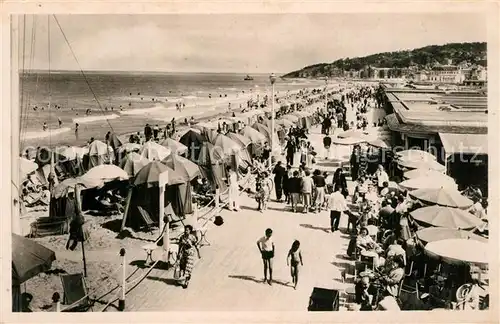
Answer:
top-left (179, 129), bottom-right (206, 160)
top-left (162, 154), bottom-right (201, 216)
top-left (211, 133), bottom-right (252, 170)
top-left (196, 142), bottom-right (228, 192)
top-left (120, 152), bottom-right (150, 177)
top-left (84, 140), bottom-right (114, 170)
top-left (201, 128), bottom-right (219, 144)
top-left (122, 161), bottom-right (193, 230)
top-left (226, 132), bottom-right (252, 148)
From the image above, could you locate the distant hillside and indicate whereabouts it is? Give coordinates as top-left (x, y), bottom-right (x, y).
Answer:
top-left (283, 42), bottom-right (487, 78)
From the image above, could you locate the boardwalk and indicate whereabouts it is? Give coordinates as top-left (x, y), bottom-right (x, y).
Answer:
top-left (121, 194), bottom-right (352, 311)
top-left (116, 100), bottom-right (385, 312)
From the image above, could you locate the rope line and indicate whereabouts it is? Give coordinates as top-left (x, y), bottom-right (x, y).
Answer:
top-left (52, 15), bottom-right (115, 133)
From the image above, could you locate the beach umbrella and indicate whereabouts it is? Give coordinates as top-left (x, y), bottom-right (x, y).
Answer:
top-left (160, 138), bottom-right (188, 155)
top-left (52, 177), bottom-right (103, 199)
top-left (416, 227), bottom-right (487, 245)
top-left (213, 134), bottom-right (242, 154)
top-left (81, 164), bottom-right (129, 183)
top-left (283, 114), bottom-right (299, 122)
top-left (120, 152), bottom-right (150, 177)
top-left (140, 140), bottom-right (171, 161)
top-left (338, 129), bottom-right (371, 139)
top-left (20, 157), bottom-right (38, 179)
top-left (398, 176), bottom-right (457, 191)
top-left (396, 149), bottom-right (436, 161)
top-left (133, 161), bottom-right (170, 188)
top-left (88, 140), bottom-right (113, 156)
top-left (118, 142), bottom-right (142, 154)
top-left (12, 234), bottom-right (56, 285)
top-left (396, 157), bottom-right (445, 172)
top-left (410, 187), bottom-right (473, 209)
top-left (242, 126), bottom-right (266, 144)
top-left (404, 169), bottom-right (448, 180)
top-left (162, 154), bottom-right (201, 183)
top-left (367, 138), bottom-right (390, 149)
top-left (425, 239), bottom-right (488, 266)
top-left (410, 206), bottom-right (483, 230)
top-left (227, 132), bottom-right (252, 148)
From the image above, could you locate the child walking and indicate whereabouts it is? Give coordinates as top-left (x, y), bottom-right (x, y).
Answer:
top-left (287, 240), bottom-right (303, 289)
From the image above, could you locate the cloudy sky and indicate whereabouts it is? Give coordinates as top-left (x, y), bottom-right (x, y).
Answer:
top-left (18, 13), bottom-right (486, 73)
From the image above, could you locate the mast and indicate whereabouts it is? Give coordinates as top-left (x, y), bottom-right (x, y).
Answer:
top-left (12, 15), bottom-right (22, 235)
top-left (47, 15), bottom-right (57, 192)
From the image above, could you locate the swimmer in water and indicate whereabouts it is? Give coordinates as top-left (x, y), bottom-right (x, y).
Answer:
top-left (43, 122), bottom-right (48, 131)
top-left (58, 118), bottom-right (62, 128)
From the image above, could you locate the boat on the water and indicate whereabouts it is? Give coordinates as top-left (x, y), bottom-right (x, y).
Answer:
top-left (244, 75), bottom-right (254, 81)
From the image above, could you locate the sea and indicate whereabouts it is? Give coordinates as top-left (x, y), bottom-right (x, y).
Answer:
top-left (19, 72), bottom-right (326, 150)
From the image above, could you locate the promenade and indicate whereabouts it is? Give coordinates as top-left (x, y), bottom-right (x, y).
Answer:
top-left (120, 194), bottom-right (352, 311)
top-left (109, 96), bottom-right (386, 312)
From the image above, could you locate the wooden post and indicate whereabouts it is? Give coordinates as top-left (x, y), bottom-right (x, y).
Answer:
top-left (52, 292), bottom-right (60, 312)
top-left (74, 185), bottom-right (87, 277)
top-left (158, 171), bottom-right (169, 260)
top-left (118, 248), bottom-right (126, 311)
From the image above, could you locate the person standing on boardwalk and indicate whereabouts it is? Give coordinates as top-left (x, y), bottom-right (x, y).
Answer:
top-left (283, 165), bottom-right (292, 204)
top-left (257, 228), bottom-right (275, 285)
top-left (144, 124), bottom-right (152, 142)
top-left (323, 134), bottom-right (332, 160)
top-left (301, 170), bottom-right (314, 214)
top-left (285, 139), bottom-right (295, 166)
top-left (287, 240), bottom-right (303, 289)
top-left (327, 185), bottom-right (348, 233)
top-left (226, 166), bottom-right (240, 212)
top-left (273, 161), bottom-right (286, 202)
top-left (288, 171), bottom-right (302, 212)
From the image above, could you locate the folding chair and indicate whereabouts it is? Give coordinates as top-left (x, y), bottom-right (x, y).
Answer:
top-left (60, 273), bottom-right (94, 312)
top-left (137, 206), bottom-right (156, 233)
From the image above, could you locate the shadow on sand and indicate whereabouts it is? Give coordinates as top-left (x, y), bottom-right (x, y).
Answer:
top-left (300, 224), bottom-right (329, 233)
top-left (228, 275), bottom-right (291, 287)
top-left (148, 276), bottom-right (180, 287)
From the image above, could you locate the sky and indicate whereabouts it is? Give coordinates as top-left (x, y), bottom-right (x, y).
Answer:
top-left (17, 14), bottom-right (487, 73)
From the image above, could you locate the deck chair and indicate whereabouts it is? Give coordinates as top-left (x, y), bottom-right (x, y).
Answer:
top-left (60, 273), bottom-right (94, 312)
top-left (137, 206), bottom-right (156, 233)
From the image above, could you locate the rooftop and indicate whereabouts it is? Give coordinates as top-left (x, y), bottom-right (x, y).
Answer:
top-left (384, 87), bottom-right (488, 134)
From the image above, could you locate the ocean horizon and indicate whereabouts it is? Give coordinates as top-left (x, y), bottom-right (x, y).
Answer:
top-left (19, 71), bottom-right (327, 150)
